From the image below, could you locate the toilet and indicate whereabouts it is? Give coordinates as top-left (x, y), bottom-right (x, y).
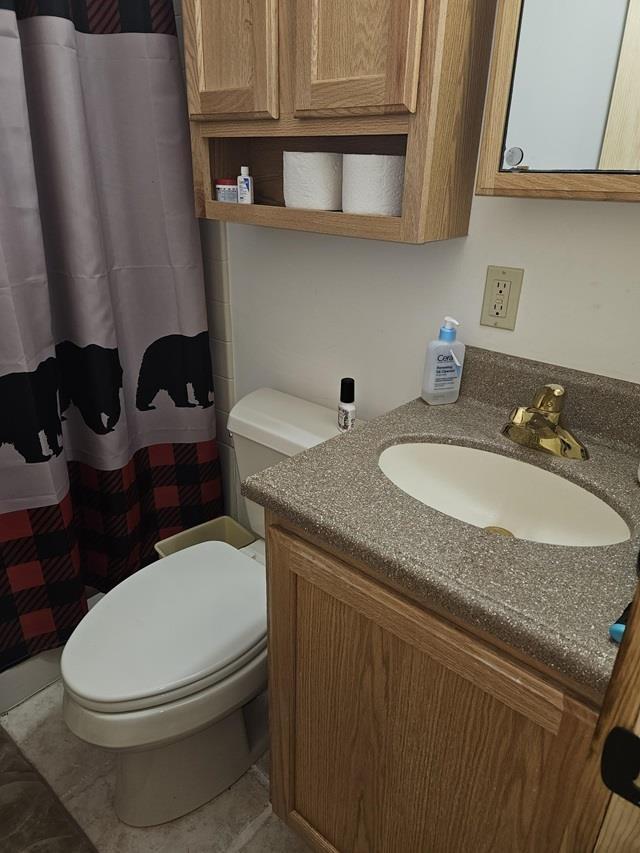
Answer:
top-left (61, 389), bottom-right (339, 826)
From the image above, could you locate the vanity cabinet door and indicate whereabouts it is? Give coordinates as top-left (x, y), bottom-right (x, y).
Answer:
top-left (183, 0), bottom-right (279, 119)
top-left (294, 0), bottom-right (426, 117)
top-left (267, 525), bottom-right (602, 853)
top-left (562, 589), bottom-right (640, 851)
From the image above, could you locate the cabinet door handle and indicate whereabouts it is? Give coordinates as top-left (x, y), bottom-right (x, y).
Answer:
top-left (601, 726), bottom-right (640, 806)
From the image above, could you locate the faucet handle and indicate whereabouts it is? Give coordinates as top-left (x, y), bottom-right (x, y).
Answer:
top-left (531, 384), bottom-right (565, 415)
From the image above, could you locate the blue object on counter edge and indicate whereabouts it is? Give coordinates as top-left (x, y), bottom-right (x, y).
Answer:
top-left (610, 552), bottom-right (640, 644)
top-left (609, 622), bottom-right (626, 644)
top-left (610, 602), bottom-right (632, 644)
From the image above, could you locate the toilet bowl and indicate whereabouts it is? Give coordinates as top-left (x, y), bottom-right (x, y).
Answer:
top-left (62, 540), bottom-right (268, 826)
top-left (61, 389), bottom-right (339, 826)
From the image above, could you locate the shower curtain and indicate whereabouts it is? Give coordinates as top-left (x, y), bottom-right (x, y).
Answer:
top-left (0, 0), bottom-right (222, 671)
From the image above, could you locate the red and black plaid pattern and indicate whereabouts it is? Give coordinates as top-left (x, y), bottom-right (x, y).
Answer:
top-left (70, 439), bottom-right (222, 589)
top-left (85, 0), bottom-right (121, 34)
top-left (0, 493), bottom-right (85, 671)
top-left (0, 438), bottom-right (222, 671)
top-left (3, 0), bottom-right (177, 35)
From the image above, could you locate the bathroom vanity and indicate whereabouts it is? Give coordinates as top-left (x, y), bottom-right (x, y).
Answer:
top-left (265, 519), bottom-right (602, 852)
top-left (244, 348), bottom-right (640, 852)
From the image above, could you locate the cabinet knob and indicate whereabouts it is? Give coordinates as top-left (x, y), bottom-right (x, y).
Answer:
top-left (601, 726), bottom-right (640, 806)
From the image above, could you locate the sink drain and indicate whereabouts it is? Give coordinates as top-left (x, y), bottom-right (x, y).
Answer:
top-left (484, 526), bottom-right (514, 537)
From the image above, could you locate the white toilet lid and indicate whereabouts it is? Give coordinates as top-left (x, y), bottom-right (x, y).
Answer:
top-left (61, 541), bottom-right (266, 707)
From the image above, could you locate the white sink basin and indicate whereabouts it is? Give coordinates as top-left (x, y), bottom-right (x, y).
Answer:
top-left (378, 443), bottom-right (630, 547)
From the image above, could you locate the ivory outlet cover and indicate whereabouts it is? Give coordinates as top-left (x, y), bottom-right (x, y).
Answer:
top-left (480, 266), bottom-right (524, 331)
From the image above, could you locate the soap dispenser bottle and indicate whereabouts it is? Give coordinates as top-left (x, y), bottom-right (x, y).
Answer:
top-left (421, 316), bottom-right (465, 405)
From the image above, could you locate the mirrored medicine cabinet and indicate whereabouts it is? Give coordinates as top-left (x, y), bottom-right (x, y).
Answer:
top-left (477, 0), bottom-right (640, 200)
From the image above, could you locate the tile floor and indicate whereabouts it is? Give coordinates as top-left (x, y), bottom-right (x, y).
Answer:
top-left (1, 681), bottom-right (309, 852)
top-left (0, 725), bottom-right (96, 852)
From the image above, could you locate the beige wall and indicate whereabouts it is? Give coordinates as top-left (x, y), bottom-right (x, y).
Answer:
top-left (227, 196), bottom-right (640, 420)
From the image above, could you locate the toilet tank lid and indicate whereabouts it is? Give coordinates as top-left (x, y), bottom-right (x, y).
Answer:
top-left (228, 388), bottom-right (339, 457)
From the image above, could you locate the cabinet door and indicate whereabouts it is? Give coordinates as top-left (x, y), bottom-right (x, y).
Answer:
top-left (294, 0), bottom-right (426, 117)
top-left (560, 584), bottom-right (640, 851)
top-left (184, 0), bottom-right (279, 119)
top-left (267, 526), bottom-right (602, 853)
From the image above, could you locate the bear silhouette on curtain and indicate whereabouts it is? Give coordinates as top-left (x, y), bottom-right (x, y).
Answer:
top-left (136, 332), bottom-right (213, 411)
top-left (0, 357), bottom-right (62, 463)
top-left (56, 342), bottom-right (123, 435)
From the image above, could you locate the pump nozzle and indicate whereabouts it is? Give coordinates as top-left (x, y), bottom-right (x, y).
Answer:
top-left (439, 316), bottom-right (460, 342)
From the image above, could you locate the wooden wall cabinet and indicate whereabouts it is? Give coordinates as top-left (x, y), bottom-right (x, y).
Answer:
top-left (266, 518), bottom-right (640, 852)
top-left (294, 0), bottom-right (425, 117)
top-left (184, 0), bottom-right (497, 243)
top-left (184, 0), bottom-right (279, 120)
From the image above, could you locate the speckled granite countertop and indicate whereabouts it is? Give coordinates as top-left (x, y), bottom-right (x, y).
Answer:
top-left (243, 348), bottom-right (640, 696)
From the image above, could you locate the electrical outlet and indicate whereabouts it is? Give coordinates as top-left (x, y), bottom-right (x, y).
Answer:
top-left (481, 266), bottom-right (524, 330)
top-left (491, 280), bottom-right (511, 317)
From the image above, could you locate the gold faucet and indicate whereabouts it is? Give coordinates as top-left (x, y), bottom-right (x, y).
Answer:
top-left (502, 384), bottom-right (589, 461)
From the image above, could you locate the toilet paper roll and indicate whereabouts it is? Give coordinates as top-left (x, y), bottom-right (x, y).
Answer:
top-left (342, 154), bottom-right (405, 217)
top-left (283, 151), bottom-right (343, 211)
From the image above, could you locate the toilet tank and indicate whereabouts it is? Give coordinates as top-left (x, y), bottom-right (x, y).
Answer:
top-left (227, 389), bottom-right (340, 538)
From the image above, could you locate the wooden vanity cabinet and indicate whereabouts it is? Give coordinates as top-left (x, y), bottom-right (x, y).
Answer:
top-left (183, 0), bottom-right (497, 243)
top-left (266, 521), bottom-right (615, 853)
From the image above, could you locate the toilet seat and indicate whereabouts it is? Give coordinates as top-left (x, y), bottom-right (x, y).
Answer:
top-left (61, 541), bottom-right (266, 713)
top-left (65, 635), bottom-right (267, 713)
top-left (63, 648), bottom-right (268, 751)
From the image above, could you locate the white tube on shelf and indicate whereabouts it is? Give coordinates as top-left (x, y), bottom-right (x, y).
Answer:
top-left (283, 151), bottom-right (343, 211)
top-left (342, 154), bottom-right (405, 217)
